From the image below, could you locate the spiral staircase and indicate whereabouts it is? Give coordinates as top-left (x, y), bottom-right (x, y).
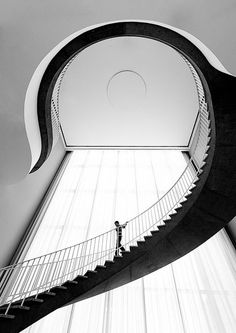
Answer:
top-left (0, 21), bottom-right (236, 332)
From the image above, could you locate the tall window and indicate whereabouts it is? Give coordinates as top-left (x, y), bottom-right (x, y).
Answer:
top-left (23, 150), bottom-right (236, 333)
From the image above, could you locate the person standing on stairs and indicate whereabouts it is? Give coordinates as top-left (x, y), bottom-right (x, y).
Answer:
top-left (114, 220), bottom-right (128, 256)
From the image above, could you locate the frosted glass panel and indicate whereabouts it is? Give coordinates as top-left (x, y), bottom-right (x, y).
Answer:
top-left (22, 150), bottom-right (236, 333)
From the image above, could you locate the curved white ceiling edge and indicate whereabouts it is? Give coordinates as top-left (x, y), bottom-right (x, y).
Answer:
top-left (157, 21), bottom-right (230, 75)
top-left (25, 22), bottom-right (111, 171)
top-left (25, 19), bottom-right (230, 171)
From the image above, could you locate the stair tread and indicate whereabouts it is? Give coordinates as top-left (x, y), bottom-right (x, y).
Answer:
top-left (63, 280), bottom-right (79, 285)
top-left (75, 275), bottom-right (88, 279)
top-left (137, 241), bottom-right (146, 247)
top-left (85, 270), bottom-right (98, 277)
top-left (113, 255), bottom-right (123, 259)
top-left (52, 285), bottom-right (67, 290)
top-left (0, 305), bottom-right (30, 311)
top-left (95, 265), bottom-right (106, 272)
top-left (41, 291), bottom-right (56, 296)
top-left (25, 298), bottom-right (44, 303)
top-left (0, 314), bottom-right (15, 319)
top-left (105, 260), bottom-right (115, 267)
top-left (121, 250), bottom-right (130, 254)
top-left (95, 265), bottom-right (106, 269)
top-left (184, 193), bottom-right (192, 198)
top-left (11, 305), bottom-right (30, 310)
top-left (151, 230), bottom-right (159, 234)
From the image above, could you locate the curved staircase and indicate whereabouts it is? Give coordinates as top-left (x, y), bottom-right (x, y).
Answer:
top-left (1, 21), bottom-right (236, 332)
top-left (0, 158), bottom-right (206, 332)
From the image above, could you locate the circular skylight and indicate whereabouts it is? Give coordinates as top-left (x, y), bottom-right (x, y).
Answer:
top-left (107, 70), bottom-right (147, 111)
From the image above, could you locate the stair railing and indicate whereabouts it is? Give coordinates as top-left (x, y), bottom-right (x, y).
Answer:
top-left (0, 158), bottom-right (208, 312)
top-left (0, 54), bottom-right (211, 315)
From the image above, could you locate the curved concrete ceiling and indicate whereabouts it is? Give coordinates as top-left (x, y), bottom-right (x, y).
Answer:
top-left (59, 36), bottom-right (198, 148)
top-left (1, 0), bottom-right (235, 183)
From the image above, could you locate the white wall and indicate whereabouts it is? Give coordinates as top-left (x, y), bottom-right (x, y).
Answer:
top-left (0, 139), bottom-right (65, 268)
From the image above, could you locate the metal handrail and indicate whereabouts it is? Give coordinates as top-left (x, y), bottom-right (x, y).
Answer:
top-left (0, 160), bottom-right (195, 275)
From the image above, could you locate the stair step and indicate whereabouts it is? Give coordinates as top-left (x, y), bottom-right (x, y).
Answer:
top-left (85, 270), bottom-right (97, 277)
top-left (144, 235), bottom-right (152, 241)
top-left (121, 250), bottom-right (130, 256)
top-left (25, 297), bottom-right (44, 303)
top-left (184, 192), bottom-right (192, 199)
top-left (95, 265), bottom-right (106, 271)
top-left (41, 291), bottom-right (56, 297)
top-left (63, 280), bottom-right (79, 286)
top-left (151, 230), bottom-right (159, 235)
top-left (163, 215), bottom-right (172, 220)
top-left (176, 202), bottom-right (183, 207)
top-left (174, 206), bottom-right (182, 212)
top-left (52, 285), bottom-right (67, 290)
top-left (129, 245), bottom-right (138, 251)
top-left (113, 255), bottom-right (123, 260)
top-left (12, 305), bottom-right (30, 311)
top-left (170, 210), bottom-right (178, 215)
top-left (76, 275), bottom-right (88, 280)
top-left (137, 241), bottom-right (145, 247)
top-left (163, 218), bottom-right (171, 224)
top-left (0, 314), bottom-right (15, 319)
top-left (0, 305), bottom-right (30, 312)
top-left (104, 260), bottom-right (114, 267)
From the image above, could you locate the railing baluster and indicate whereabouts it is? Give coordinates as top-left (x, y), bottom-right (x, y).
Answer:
top-left (58, 249), bottom-right (67, 284)
top-left (35, 254), bottom-right (48, 298)
top-left (68, 246), bottom-right (76, 281)
top-left (19, 259), bottom-right (36, 305)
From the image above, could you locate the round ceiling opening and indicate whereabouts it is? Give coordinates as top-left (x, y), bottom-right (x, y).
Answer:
top-left (107, 70), bottom-right (147, 111)
top-left (59, 36), bottom-right (198, 147)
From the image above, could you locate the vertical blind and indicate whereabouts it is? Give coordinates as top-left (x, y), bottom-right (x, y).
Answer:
top-left (22, 150), bottom-right (236, 333)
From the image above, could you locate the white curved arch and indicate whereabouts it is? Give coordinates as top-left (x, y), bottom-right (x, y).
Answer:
top-left (24, 19), bottom-right (230, 172)
top-left (152, 20), bottom-right (231, 75)
top-left (25, 23), bottom-right (111, 171)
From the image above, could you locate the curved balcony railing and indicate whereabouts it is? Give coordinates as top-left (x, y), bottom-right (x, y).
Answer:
top-left (50, 55), bottom-right (77, 149)
top-left (0, 54), bottom-right (211, 315)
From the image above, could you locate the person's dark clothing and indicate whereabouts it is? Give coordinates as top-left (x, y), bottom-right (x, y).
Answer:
top-left (115, 223), bottom-right (126, 256)
top-left (115, 235), bottom-right (125, 255)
